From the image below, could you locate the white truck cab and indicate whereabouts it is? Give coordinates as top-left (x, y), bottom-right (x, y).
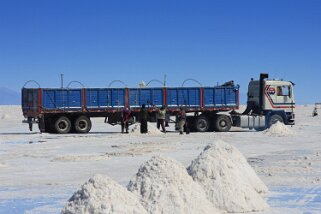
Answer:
top-left (238, 74), bottom-right (295, 130)
top-left (248, 79), bottom-right (295, 113)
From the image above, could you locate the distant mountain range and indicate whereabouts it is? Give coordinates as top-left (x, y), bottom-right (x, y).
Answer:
top-left (0, 87), bottom-right (20, 105)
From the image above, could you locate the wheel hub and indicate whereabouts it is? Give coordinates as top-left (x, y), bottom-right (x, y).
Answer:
top-left (78, 121), bottom-right (87, 130)
top-left (219, 120), bottom-right (227, 127)
top-left (58, 121), bottom-right (67, 130)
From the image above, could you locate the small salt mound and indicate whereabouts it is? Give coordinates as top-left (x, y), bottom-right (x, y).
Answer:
top-left (130, 122), bottom-right (162, 135)
top-left (187, 141), bottom-right (269, 213)
top-left (265, 121), bottom-right (295, 137)
top-left (62, 174), bottom-right (147, 214)
top-left (127, 156), bottom-right (220, 214)
top-left (1, 114), bottom-right (10, 119)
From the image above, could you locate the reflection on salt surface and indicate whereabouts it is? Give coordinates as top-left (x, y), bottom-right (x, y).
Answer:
top-left (269, 187), bottom-right (321, 211)
top-left (0, 187), bottom-right (73, 214)
top-left (0, 198), bottom-right (63, 214)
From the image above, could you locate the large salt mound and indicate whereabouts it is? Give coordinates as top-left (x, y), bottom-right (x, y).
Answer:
top-left (187, 141), bottom-right (269, 213)
top-left (130, 122), bottom-right (162, 135)
top-left (62, 174), bottom-right (147, 214)
top-left (127, 156), bottom-right (220, 214)
top-left (264, 121), bottom-right (295, 137)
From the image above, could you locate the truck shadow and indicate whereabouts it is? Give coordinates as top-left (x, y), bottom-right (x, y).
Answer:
top-left (0, 132), bottom-right (38, 135)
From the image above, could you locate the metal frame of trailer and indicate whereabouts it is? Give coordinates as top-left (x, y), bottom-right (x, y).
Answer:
top-left (22, 86), bottom-right (240, 117)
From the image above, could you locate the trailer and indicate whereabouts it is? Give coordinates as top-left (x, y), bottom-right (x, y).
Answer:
top-left (21, 73), bottom-right (295, 133)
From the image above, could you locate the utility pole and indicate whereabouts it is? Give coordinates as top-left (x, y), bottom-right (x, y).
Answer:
top-left (61, 74), bottom-right (64, 88)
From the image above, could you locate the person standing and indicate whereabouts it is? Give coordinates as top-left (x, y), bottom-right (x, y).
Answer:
top-left (156, 105), bottom-right (166, 132)
top-left (178, 107), bottom-right (186, 134)
top-left (140, 104), bottom-right (148, 133)
top-left (121, 107), bottom-right (131, 133)
top-left (313, 107), bottom-right (318, 117)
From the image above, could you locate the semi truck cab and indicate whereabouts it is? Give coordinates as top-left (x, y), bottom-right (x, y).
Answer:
top-left (240, 74), bottom-right (295, 129)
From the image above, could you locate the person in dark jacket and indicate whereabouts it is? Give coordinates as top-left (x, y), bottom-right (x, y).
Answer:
top-left (121, 107), bottom-right (131, 133)
top-left (140, 104), bottom-right (148, 133)
top-left (313, 107), bottom-right (318, 117)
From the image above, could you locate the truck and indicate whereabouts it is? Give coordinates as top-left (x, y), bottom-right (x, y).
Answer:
top-left (21, 73), bottom-right (295, 134)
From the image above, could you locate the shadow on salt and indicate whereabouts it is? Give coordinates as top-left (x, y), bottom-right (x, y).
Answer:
top-left (0, 141), bottom-right (46, 145)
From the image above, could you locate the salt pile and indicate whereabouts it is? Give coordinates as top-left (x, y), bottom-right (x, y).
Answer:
top-left (187, 140), bottom-right (269, 213)
top-left (264, 121), bottom-right (295, 137)
top-left (1, 114), bottom-right (10, 119)
top-left (62, 174), bottom-right (147, 214)
top-left (130, 122), bottom-right (162, 135)
top-left (127, 155), bottom-right (220, 214)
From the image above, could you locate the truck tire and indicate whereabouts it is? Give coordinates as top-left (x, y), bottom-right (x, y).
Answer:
top-left (268, 114), bottom-right (284, 128)
top-left (54, 116), bottom-right (71, 134)
top-left (214, 115), bottom-right (232, 132)
top-left (195, 115), bottom-right (210, 132)
top-left (74, 116), bottom-right (92, 133)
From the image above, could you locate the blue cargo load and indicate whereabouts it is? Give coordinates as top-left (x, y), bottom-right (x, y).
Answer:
top-left (167, 87), bottom-right (201, 108)
top-left (22, 85), bottom-right (239, 115)
top-left (86, 88), bottom-right (125, 109)
top-left (42, 89), bottom-right (82, 109)
top-left (128, 88), bottom-right (164, 108)
top-left (203, 87), bottom-right (238, 107)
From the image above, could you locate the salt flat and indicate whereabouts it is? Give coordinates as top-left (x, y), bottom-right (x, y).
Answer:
top-left (0, 105), bottom-right (320, 213)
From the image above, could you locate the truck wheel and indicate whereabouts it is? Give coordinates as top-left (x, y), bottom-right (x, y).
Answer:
top-left (268, 114), bottom-right (284, 128)
top-left (54, 116), bottom-right (71, 134)
top-left (195, 115), bottom-right (210, 132)
top-left (74, 116), bottom-right (92, 133)
top-left (214, 115), bottom-right (232, 132)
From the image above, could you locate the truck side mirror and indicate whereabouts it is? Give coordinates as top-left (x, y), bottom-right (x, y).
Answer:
top-left (289, 86), bottom-right (292, 98)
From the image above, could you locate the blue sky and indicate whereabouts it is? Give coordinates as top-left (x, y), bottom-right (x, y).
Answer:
top-left (0, 0), bottom-right (320, 104)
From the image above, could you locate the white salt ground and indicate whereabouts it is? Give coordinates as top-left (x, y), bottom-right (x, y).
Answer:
top-left (130, 122), bottom-right (162, 135)
top-left (127, 155), bottom-right (221, 214)
top-left (187, 140), bottom-right (269, 213)
top-left (62, 174), bottom-right (147, 214)
top-left (264, 121), bottom-right (295, 137)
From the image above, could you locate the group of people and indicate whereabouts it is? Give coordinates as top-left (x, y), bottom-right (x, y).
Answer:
top-left (120, 105), bottom-right (187, 134)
